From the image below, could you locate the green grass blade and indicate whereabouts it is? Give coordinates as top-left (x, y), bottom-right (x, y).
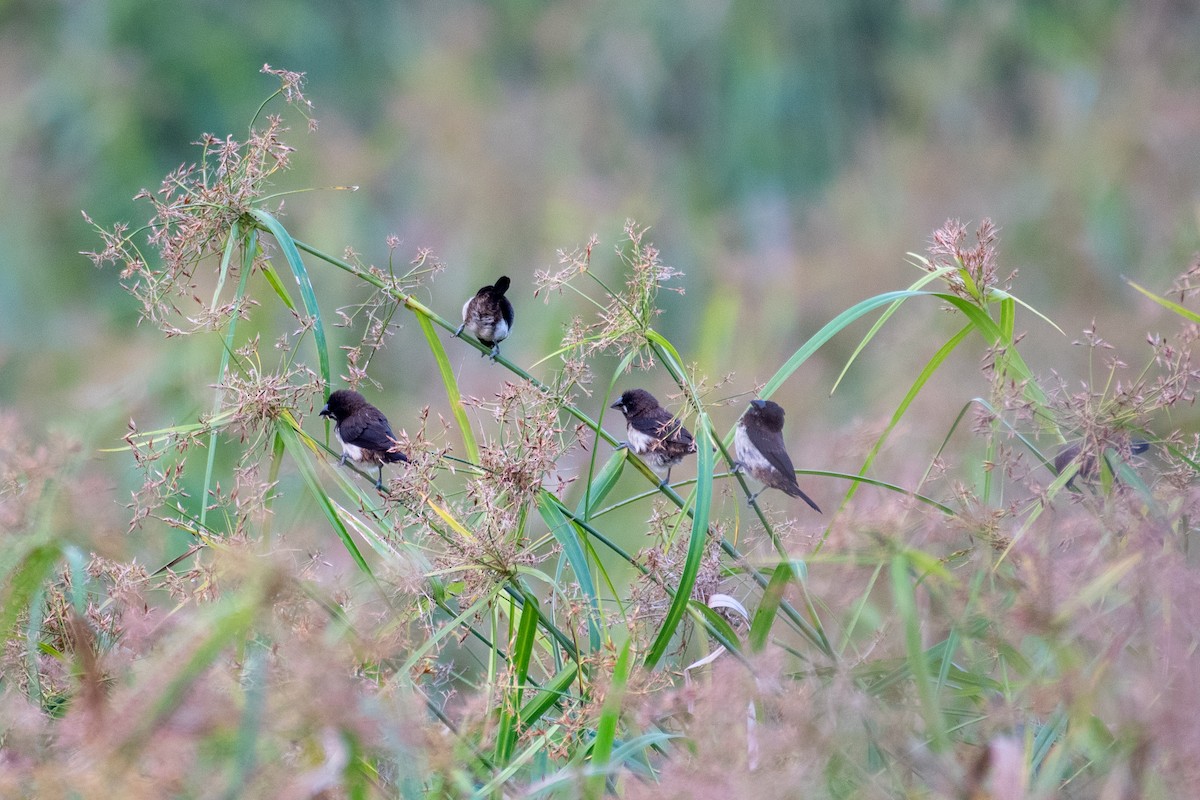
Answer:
top-left (1, 543), bottom-right (61, 646)
top-left (399, 590), bottom-right (500, 677)
top-left (24, 586), bottom-right (47, 708)
top-left (991, 287), bottom-right (1065, 334)
top-left (829, 322), bottom-right (972, 521)
top-left (1030, 707), bottom-right (1068, 772)
top-left (644, 328), bottom-right (688, 371)
top-left (250, 209), bottom-right (330, 392)
top-left (760, 288), bottom-right (1044, 408)
top-left (891, 552), bottom-right (947, 752)
top-left (537, 493), bottom-right (603, 651)
top-left (830, 268), bottom-right (952, 395)
top-left (276, 415), bottom-right (373, 577)
top-left (518, 662), bottom-right (579, 730)
top-left (760, 290), bottom-right (930, 402)
top-left (749, 561), bottom-right (794, 653)
top-left (644, 422), bottom-right (713, 670)
top-left (1126, 279), bottom-right (1200, 324)
top-left (416, 312), bottom-right (480, 465)
top-left (839, 562), bottom-right (885, 657)
top-left (576, 450), bottom-right (625, 521)
top-left (258, 261), bottom-right (298, 312)
top-left (689, 600), bottom-right (743, 657)
top-left (495, 593), bottom-right (541, 764)
top-left (587, 637), bottom-right (631, 798)
top-left (524, 732), bottom-right (679, 799)
top-left (937, 293), bottom-right (1043, 401)
top-left (201, 224), bottom-right (253, 530)
top-left (222, 639), bottom-right (268, 800)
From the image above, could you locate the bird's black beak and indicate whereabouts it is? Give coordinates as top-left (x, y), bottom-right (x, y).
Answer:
top-left (319, 405), bottom-right (331, 418)
top-left (609, 400), bottom-right (622, 411)
top-left (750, 399), bottom-right (766, 410)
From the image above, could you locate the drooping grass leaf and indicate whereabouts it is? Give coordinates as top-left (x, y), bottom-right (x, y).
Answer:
top-left (495, 593), bottom-right (541, 764)
top-left (250, 209), bottom-right (330, 392)
top-left (417, 312), bottom-right (480, 465)
top-left (830, 267), bottom-right (952, 395)
top-left (587, 637), bottom-right (631, 798)
top-left (644, 422), bottom-right (713, 670)
top-left (760, 290), bottom-right (929, 404)
top-left (1126, 279), bottom-right (1200, 324)
top-left (576, 451), bottom-right (625, 522)
top-left (891, 552), bottom-right (948, 752)
top-left (749, 561), bottom-right (794, 653)
top-left (537, 493), bottom-right (603, 651)
top-left (834, 322), bottom-right (972, 515)
top-left (276, 415), bottom-right (372, 577)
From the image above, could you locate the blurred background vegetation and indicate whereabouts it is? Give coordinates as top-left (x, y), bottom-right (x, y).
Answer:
top-left (3, 0), bottom-right (1200, 514)
top-left (6, 3), bottom-right (1200, 795)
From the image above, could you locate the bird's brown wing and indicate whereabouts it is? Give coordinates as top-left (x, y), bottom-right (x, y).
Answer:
top-left (340, 408), bottom-right (408, 461)
top-left (744, 423), bottom-right (795, 484)
top-left (746, 423), bottom-right (820, 511)
top-left (630, 407), bottom-right (693, 451)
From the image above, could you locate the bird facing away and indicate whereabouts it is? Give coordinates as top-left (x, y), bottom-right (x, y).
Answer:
top-left (1053, 438), bottom-right (1149, 488)
top-left (319, 389), bottom-right (409, 490)
top-left (455, 275), bottom-right (514, 360)
top-left (734, 399), bottom-right (820, 512)
top-left (610, 388), bottom-right (697, 486)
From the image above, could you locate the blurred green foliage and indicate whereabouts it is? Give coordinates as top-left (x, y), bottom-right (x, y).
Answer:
top-left (2, 0), bottom-right (1200, 437)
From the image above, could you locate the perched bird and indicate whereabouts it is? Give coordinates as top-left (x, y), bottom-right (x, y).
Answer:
top-left (734, 399), bottom-right (820, 511)
top-left (610, 388), bottom-right (697, 486)
top-left (455, 275), bottom-right (514, 360)
top-left (319, 389), bottom-right (409, 490)
top-left (1053, 438), bottom-right (1149, 487)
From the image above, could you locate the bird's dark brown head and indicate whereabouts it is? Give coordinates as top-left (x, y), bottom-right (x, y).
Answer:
top-left (491, 276), bottom-right (511, 296)
top-left (610, 388), bottom-right (661, 419)
top-left (745, 399), bottom-right (786, 432)
top-left (320, 389), bottom-right (368, 422)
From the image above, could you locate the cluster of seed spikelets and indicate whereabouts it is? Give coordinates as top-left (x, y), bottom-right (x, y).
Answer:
top-left (83, 79), bottom-right (303, 333)
top-left (335, 243), bottom-right (446, 390)
top-left (118, 334), bottom-right (325, 540)
top-left (537, 219), bottom-right (685, 369)
top-left (428, 380), bottom-right (577, 605)
top-left (627, 508), bottom-right (725, 644)
top-left (597, 489), bottom-right (1200, 798)
top-left (0, 545), bottom-right (437, 795)
top-left (27, 68), bottom-right (1200, 797)
top-left (221, 337), bottom-right (323, 439)
top-left (579, 228), bottom-right (1200, 796)
top-left (1, 399), bottom-right (445, 795)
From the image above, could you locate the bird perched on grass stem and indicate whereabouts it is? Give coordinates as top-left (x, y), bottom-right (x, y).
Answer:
top-left (319, 389), bottom-right (409, 490)
top-left (734, 399), bottom-right (820, 512)
top-left (455, 276), bottom-right (514, 361)
top-left (609, 388), bottom-right (697, 486)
